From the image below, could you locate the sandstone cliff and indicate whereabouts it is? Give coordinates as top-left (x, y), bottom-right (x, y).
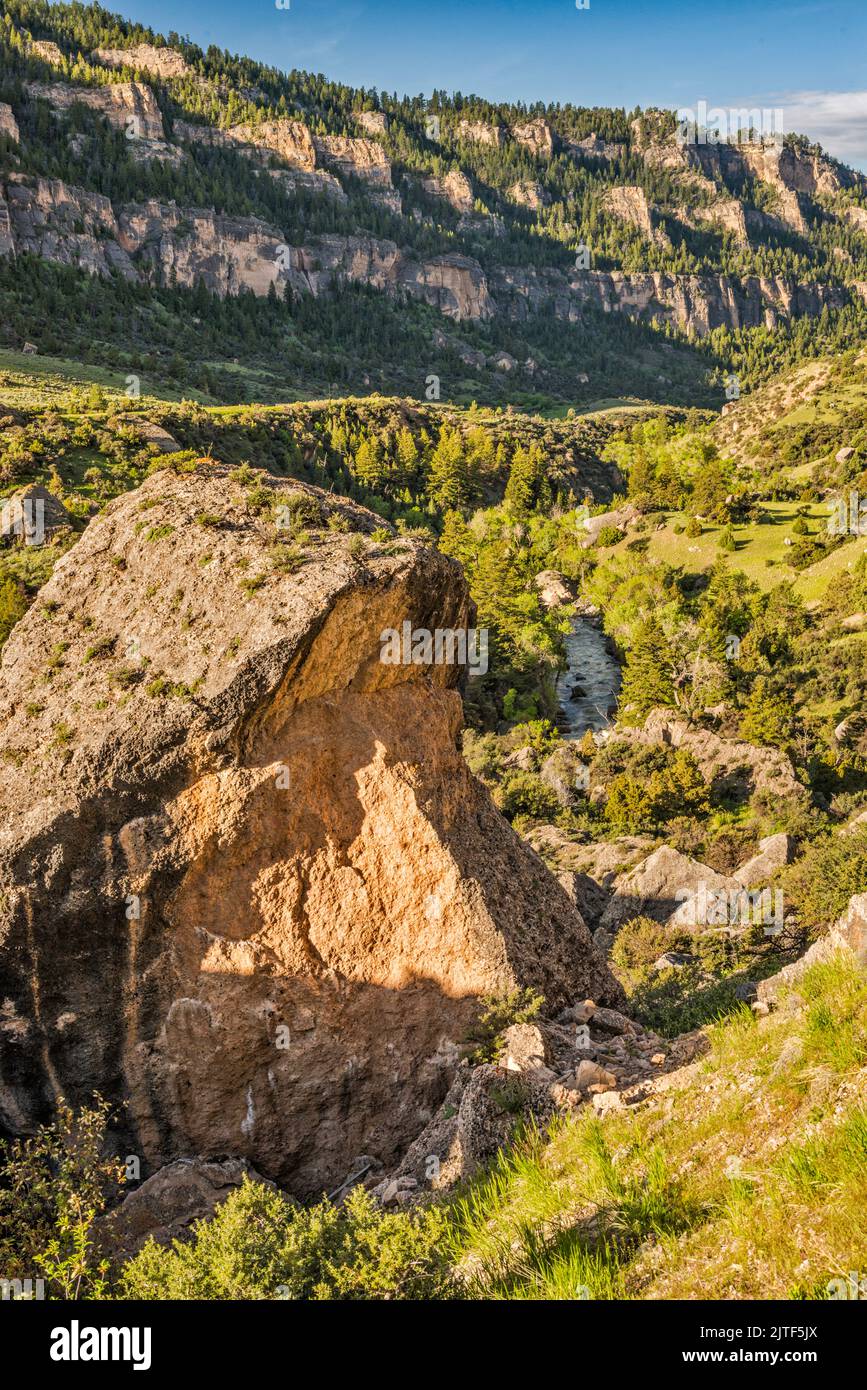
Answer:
top-left (7, 168), bottom-right (856, 333)
top-left (93, 43), bottom-right (192, 80)
top-left (26, 79), bottom-right (166, 142)
top-left (0, 467), bottom-right (617, 1196)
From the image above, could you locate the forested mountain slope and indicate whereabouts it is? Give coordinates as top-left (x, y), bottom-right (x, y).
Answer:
top-left (2, 1), bottom-right (867, 406)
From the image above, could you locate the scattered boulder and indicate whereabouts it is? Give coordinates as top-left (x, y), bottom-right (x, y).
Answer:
top-left (733, 832), bottom-right (793, 887)
top-left (0, 483), bottom-right (72, 544)
top-left (600, 845), bottom-right (739, 932)
top-left (571, 1059), bottom-right (617, 1092)
top-left (652, 951), bottom-right (694, 971)
top-left (534, 569), bottom-right (573, 609)
top-left (502, 1022), bottom-right (548, 1073)
top-left (97, 1157), bottom-right (269, 1261)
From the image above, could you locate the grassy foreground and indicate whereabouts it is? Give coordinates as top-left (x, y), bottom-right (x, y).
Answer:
top-left (449, 953), bottom-right (867, 1300)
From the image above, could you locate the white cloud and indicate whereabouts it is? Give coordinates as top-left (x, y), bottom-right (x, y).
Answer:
top-left (734, 89), bottom-right (867, 171)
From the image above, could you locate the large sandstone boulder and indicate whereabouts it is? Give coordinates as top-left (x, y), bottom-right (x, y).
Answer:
top-left (0, 465), bottom-right (618, 1197)
top-left (599, 845), bottom-right (739, 931)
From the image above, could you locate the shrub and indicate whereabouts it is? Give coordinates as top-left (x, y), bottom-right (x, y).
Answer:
top-left (0, 576), bottom-right (27, 648)
top-left (497, 769), bottom-right (562, 822)
top-left (465, 987), bottom-right (544, 1063)
top-left (609, 916), bottom-right (671, 983)
top-left (119, 1178), bottom-right (456, 1301)
top-left (596, 525), bottom-right (623, 547)
top-left (783, 828), bottom-right (867, 935)
top-left (509, 718), bottom-right (559, 757)
top-left (0, 1096), bottom-right (124, 1299)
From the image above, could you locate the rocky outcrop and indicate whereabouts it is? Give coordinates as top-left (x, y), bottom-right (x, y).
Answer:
top-left (636, 125), bottom-right (861, 200)
top-left (0, 104), bottom-right (19, 143)
top-left (578, 269), bottom-right (851, 334)
top-left (0, 484), bottom-right (72, 542)
top-left (599, 846), bottom-right (740, 932)
top-left (458, 119), bottom-right (504, 148)
top-left (844, 206), bottom-right (867, 235)
top-left (507, 180), bottom-right (551, 210)
top-left (174, 117), bottom-right (317, 171)
top-left (0, 466), bottom-right (618, 1196)
top-left (354, 110), bottom-right (389, 136)
top-left (29, 39), bottom-right (65, 65)
top-left (533, 570), bottom-right (573, 609)
top-left (423, 170), bottom-right (475, 214)
top-left (617, 708), bottom-right (808, 802)
top-left (26, 79), bottom-right (166, 142)
top-left (94, 43), bottom-right (192, 79)
top-left (757, 893), bottom-right (867, 1005)
top-left (490, 263), bottom-right (857, 336)
top-left (174, 119), bottom-right (397, 204)
top-left (569, 133), bottom-right (626, 164)
top-left (733, 833), bottom-right (793, 887)
top-left (297, 236), bottom-right (495, 320)
top-left (313, 134), bottom-right (393, 189)
top-left (117, 200), bottom-right (288, 297)
top-left (602, 186), bottom-right (668, 245)
top-left (511, 118), bottom-right (554, 159)
top-left (1, 175), bottom-right (135, 277)
top-left (0, 176), bottom-right (494, 319)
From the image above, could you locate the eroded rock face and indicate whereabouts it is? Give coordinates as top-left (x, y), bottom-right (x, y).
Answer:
top-left (511, 118), bottom-right (554, 159)
top-left (2, 176), bottom-right (135, 278)
top-left (423, 170), bottom-right (475, 214)
top-left (94, 44), bottom-right (192, 80)
top-left (0, 467), bottom-right (617, 1196)
top-left (507, 180), bottom-right (550, 210)
top-left (0, 103), bottom-right (19, 143)
top-left (26, 80), bottom-right (166, 142)
top-left (458, 119), bottom-right (505, 148)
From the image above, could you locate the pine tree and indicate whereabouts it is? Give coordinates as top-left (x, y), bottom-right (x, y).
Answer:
top-left (618, 615), bottom-right (676, 722)
top-left (739, 676), bottom-right (796, 749)
top-left (427, 427), bottom-right (468, 511)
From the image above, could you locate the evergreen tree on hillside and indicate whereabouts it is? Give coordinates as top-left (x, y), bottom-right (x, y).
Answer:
top-left (619, 614), bottom-right (677, 721)
top-left (427, 427), bottom-right (468, 511)
top-left (739, 675), bottom-right (798, 749)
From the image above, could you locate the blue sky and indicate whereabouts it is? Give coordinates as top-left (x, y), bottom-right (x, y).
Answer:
top-left (82, 0), bottom-right (867, 168)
